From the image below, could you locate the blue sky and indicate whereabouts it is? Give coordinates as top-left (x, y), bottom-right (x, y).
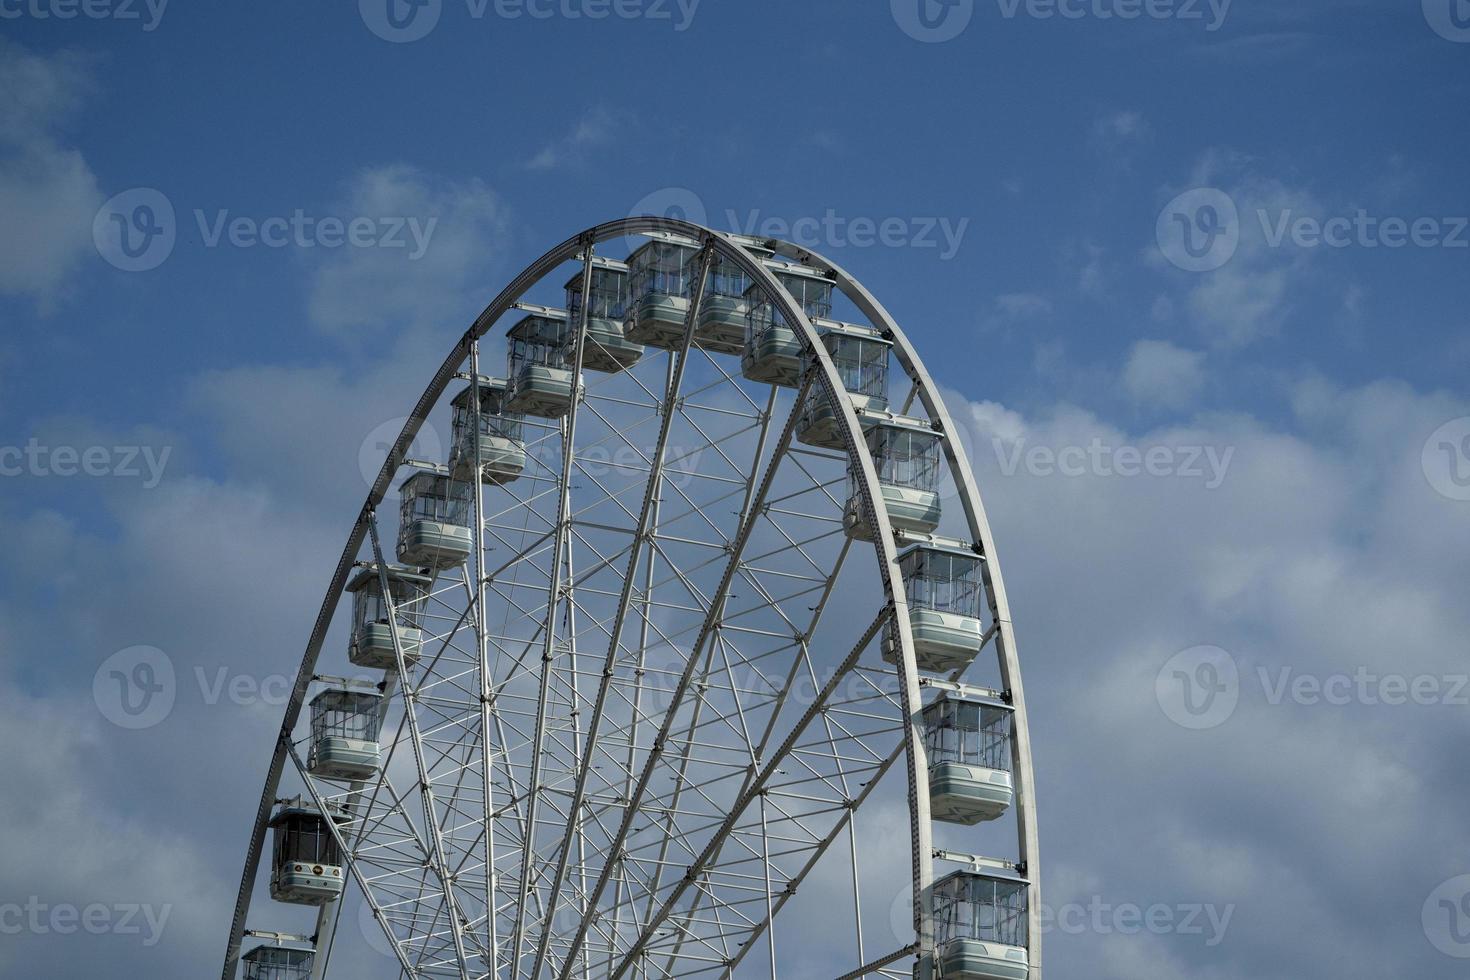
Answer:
top-left (1, 1), bottom-right (1469, 978)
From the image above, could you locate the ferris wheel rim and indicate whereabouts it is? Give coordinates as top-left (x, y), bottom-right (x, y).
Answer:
top-left (222, 216), bottom-right (1040, 980)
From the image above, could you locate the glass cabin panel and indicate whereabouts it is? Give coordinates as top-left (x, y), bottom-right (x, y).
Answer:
top-left (352, 575), bottom-right (426, 631)
top-left (933, 873), bottom-right (1029, 949)
top-left (923, 698), bottom-right (1013, 771)
top-left (566, 266), bottom-right (629, 321)
top-left (451, 385), bottom-right (523, 445)
top-left (242, 946), bottom-right (313, 980)
top-left (399, 474), bottom-right (471, 529)
top-left (628, 241), bottom-right (697, 303)
top-left (689, 251), bottom-right (750, 301)
top-left (311, 690), bottom-right (383, 744)
top-left (901, 549), bottom-right (984, 620)
top-left (776, 271), bottom-right (834, 320)
top-left (869, 425), bottom-right (943, 492)
top-left (273, 813), bottom-right (342, 868)
top-left (508, 316), bottom-right (573, 374)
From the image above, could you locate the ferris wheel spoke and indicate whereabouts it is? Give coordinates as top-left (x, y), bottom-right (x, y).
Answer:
top-left (364, 512), bottom-right (478, 979)
top-left (605, 606), bottom-right (891, 979)
top-left (508, 242), bottom-right (605, 979)
top-left (552, 368), bottom-right (817, 980)
top-left (529, 242), bottom-right (720, 980)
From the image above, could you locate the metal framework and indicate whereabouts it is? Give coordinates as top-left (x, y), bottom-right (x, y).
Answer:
top-left (220, 217), bottom-right (1041, 980)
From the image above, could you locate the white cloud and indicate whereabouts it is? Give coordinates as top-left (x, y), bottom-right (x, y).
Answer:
top-left (0, 42), bottom-right (103, 306)
top-left (524, 106), bottom-right (622, 171)
top-left (1092, 110), bottom-right (1151, 171)
top-left (1151, 152), bottom-right (1322, 349)
top-left (995, 292), bottom-right (1053, 318)
top-left (947, 374), bottom-right (1469, 979)
top-left (307, 165), bottom-right (510, 335)
top-left (1122, 339), bottom-right (1206, 409)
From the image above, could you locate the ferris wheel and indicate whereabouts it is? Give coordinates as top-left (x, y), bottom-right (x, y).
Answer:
top-left (221, 217), bottom-right (1041, 980)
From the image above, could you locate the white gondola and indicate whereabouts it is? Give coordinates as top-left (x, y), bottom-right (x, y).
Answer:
top-left (396, 472), bottom-right (472, 569)
top-left (919, 871), bottom-right (1030, 980)
top-left (268, 803), bottom-right (345, 906)
top-left (686, 250), bottom-right (753, 354)
top-left (307, 687), bottom-right (383, 781)
top-left (345, 565), bottom-right (430, 671)
top-left (448, 380), bottom-right (526, 485)
top-left (505, 315), bottom-right (583, 418)
top-left (883, 545), bottom-right (985, 673)
top-left (924, 692), bottom-right (1014, 824)
top-left (566, 258), bottom-right (642, 373)
top-left (242, 945), bottom-right (313, 980)
top-left (797, 323), bottom-right (892, 449)
top-left (625, 240), bottom-right (698, 349)
top-left (844, 419), bottom-right (943, 540)
top-left (739, 264), bottom-right (835, 386)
